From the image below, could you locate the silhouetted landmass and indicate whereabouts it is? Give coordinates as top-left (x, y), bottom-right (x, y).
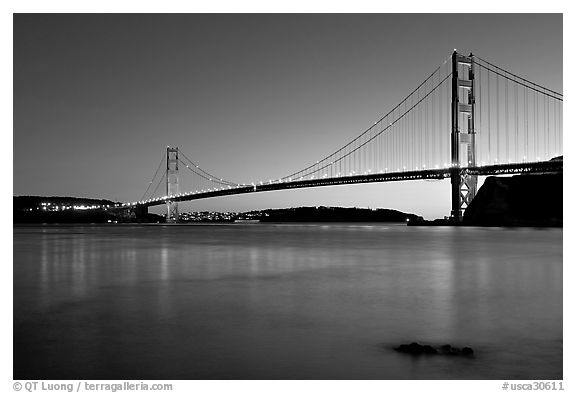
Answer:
top-left (463, 173), bottom-right (562, 227)
top-left (13, 196), bottom-right (163, 223)
top-left (15, 209), bottom-right (114, 224)
top-left (14, 195), bottom-right (117, 210)
top-left (14, 197), bottom-right (419, 224)
top-left (256, 206), bottom-right (421, 223)
top-left (410, 156), bottom-right (563, 227)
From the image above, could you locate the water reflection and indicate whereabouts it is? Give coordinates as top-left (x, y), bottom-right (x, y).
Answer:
top-left (14, 224), bottom-right (562, 380)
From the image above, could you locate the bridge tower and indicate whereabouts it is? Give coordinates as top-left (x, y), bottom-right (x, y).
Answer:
top-left (166, 146), bottom-right (180, 223)
top-left (450, 51), bottom-right (478, 221)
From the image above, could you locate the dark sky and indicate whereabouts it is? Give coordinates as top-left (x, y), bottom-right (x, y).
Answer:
top-left (13, 14), bottom-right (562, 218)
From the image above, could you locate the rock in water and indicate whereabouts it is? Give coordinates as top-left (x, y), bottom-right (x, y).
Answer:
top-left (394, 342), bottom-right (437, 355)
top-left (423, 345), bottom-right (438, 354)
top-left (462, 347), bottom-right (474, 356)
top-left (394, 342), bottom-right (473, 357)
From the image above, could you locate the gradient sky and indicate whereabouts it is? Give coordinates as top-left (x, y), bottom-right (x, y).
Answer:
top-left (13, 14), bottom-right (562, 218)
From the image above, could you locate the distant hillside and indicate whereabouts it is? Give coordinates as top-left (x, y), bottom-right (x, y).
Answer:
top-left (14, 196), bottom-right (120, 224)
top-left (14, 195), bottom-right (117, 210)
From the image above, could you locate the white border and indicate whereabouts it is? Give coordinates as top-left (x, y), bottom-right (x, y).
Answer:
top-left (4, 3), bottom-right (571, 392)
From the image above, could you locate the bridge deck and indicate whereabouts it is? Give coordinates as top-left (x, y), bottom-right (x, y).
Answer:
top-left (122, 160), bottom-right (562, 208)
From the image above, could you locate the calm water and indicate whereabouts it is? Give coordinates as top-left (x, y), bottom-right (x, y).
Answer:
top-left (13, 224), bottom-right (562, 380)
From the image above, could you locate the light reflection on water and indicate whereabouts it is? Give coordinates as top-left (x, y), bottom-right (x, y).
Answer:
top-left (14, 224), bottom-right (562, 379)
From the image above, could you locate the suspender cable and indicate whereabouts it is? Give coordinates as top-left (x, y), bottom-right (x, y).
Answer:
top-left (140, 154), bottom-right (166, 201)
top-left (475, 55), bottom-right (562, 97)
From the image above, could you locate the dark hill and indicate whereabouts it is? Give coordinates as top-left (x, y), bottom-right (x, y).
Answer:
top-left (463, 173), bottom-right (562, 227)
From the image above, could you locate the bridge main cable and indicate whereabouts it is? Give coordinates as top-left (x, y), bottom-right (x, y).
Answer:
top-left (177, 149), bottom-right (240, 187)
top-left (302, 72), bottom-right (452, 177)
top-left (474, 55), bottom-right (562, 98)
top-left (280, 54), bottom-right (453, 181)
top-left (140, 152), bottom-right (167, 201)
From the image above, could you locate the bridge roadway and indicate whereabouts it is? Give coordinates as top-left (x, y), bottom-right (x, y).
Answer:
top-left (122, 160), bottom-right (562, 209)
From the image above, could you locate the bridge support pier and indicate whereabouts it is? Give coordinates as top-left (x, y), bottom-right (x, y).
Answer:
top-left (450, 51), bottom-right (478, 221)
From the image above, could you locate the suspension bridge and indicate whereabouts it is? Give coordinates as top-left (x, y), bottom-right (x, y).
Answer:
top-left (121, 50), bottom-right (563, 222)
